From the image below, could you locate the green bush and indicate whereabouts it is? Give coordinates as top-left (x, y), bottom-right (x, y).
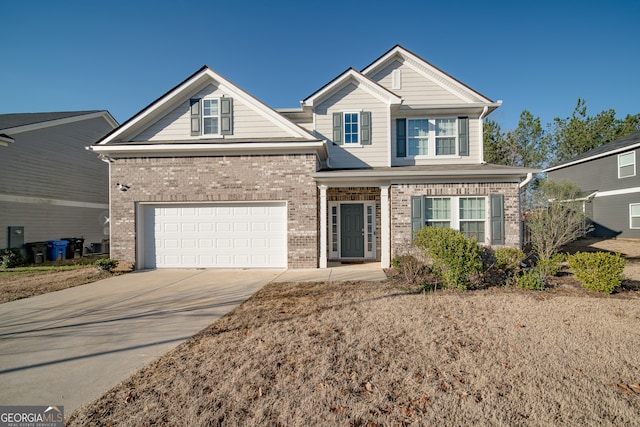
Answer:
top-left (96, 258), bottom-right (118, 272)
top-left (536, 252), bottom-right (565, 277)
top-left (516, 269), bottom-right (546, 290)
top-left (567, 251), bottom-right (626, 294)
top-left (414, 227), bottom-right (482, 290)
top-left (495, 247), bottom-right (526, 272)
top-left (1, 248), bottom-right (26, 268)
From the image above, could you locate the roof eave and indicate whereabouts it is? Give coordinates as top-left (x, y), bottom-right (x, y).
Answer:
top-left (544, 141), bottom-right (640, 173)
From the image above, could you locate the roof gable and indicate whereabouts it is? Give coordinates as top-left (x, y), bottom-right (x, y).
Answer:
top-left (544, 131), bottom-right (640, 172)
top-left (97, 66), bottom-right (318, 145)
top-left (362, 45), bottom-right (494, 105)
top-left (301, 68), bottom-right (402, 108)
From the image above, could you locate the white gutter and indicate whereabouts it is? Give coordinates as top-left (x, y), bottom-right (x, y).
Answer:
top-left (519, 172), bottom-right (533, 188)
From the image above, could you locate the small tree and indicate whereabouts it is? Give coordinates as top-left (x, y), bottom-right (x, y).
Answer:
top-left (526, 180), bottom-right (589, 274)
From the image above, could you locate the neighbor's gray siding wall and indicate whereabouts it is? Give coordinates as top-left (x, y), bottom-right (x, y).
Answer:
top-left (548, 149), bottom-right (640, 193)
top-left (0, 116), bottom-right (114, 248)
top-left (548, 149), bottom-right (640, 239)
top-left (590, 193), bottom-right (640, 238)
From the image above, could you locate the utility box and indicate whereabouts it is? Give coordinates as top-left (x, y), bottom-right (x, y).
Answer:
top-left (8, 226), bottom-right (24, 250)
top-left (46, 240), bottom-right (68, 261)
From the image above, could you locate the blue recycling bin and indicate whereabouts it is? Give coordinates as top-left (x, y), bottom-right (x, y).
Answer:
top-left (46, 240), bottom-right (68, 261)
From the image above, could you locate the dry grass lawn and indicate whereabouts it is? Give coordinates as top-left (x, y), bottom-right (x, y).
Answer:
top-left (0, 267), bottom-right (113, 303)
top-left (68, 277), bottom-right (640, 426)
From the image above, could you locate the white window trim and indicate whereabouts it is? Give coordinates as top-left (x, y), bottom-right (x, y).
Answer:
top-left (423, 196), bottom-right (489, 243)
top-left (630, 203), bottom-right (640, 229)
top-left (328, 201), bottom-right (376, 259)
top-left (202, 97), bottom-right (222, 137)
top-left (343, 111), bottom-right (361, 146)
top-left (618, 151), bottom-right (636, 179)
top-left (406, 117), bottom-right (461, 159)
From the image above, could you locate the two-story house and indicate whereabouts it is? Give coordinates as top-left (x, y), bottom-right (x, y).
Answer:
top-left (544, 130), bottom-right (640, 238)
top-left (92, 45), bottom-right (535, 270)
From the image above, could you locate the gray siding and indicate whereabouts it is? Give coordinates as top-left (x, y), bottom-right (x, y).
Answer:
top-left (548, 148), bottom-right (640, 193)
top-left (590, 194), bottom-right (640, 238)
top-left (548, 148), bottom-right (640, 239)
top-left (0, 116), bottom-right (114, 249)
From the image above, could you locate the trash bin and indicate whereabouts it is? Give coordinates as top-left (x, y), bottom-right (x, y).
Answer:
top-left (25, 241), bottom-right (48, 264)
top-left (46, 240), bottom-right (68, 261)
top-left (61, 237), bottom-right (84, 259)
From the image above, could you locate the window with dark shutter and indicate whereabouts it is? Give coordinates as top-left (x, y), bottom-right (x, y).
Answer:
top-left (411, 195), bottom-right (424, 239)
top-left (333, 112), bottom-right (343, 144)
top-left (396, 118), bottom-right (407, 157)
top-left (458, 116), bottom-right (469, 156)
top-left (490, 194), bottom-right (505, 245)
top-left (361, 111), bottom-right (371, 145)
top-left (190, 98), bottom-right (201, 136)
top-left (220, 97), bottom-right (233, 135)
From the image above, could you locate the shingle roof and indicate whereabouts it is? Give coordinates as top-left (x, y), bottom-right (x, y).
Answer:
top-left (545, 131), bottom-right (640, 172)
top-left (0, 111), bottom-right (102, 131)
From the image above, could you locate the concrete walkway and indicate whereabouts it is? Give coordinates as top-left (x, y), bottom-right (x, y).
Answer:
top-left (0, 264), bottom-right (386, 414)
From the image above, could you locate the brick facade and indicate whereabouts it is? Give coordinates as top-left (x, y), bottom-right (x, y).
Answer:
top-left (390, 182), bottom-right (521, 258)
top-left (110, 153), bottom-right (319, 269)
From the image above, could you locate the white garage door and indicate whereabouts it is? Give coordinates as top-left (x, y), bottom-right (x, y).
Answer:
top-left (143, 203), bottom-right (287, 268)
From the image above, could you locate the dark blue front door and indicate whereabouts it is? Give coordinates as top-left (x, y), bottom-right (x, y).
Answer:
top-left (340, 204), bottom-right (364, 257)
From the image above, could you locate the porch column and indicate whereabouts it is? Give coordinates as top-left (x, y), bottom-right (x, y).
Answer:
top-left (319, 184), bottom-right (328, 269)
top-left (380, 184), bottom-right (390, 268)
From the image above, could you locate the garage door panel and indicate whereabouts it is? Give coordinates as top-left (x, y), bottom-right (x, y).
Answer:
top-left (144, 203), bottom-right (287, 268)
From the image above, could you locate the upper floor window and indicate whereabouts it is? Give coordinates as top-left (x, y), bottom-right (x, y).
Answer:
top-left (344, 113), bottom-right (359, 144)
top-left (190, 97), bottom-right (234, 137)
top-left (332, 111), bottom-right (371, 146)
top-left (397, 117), bottom-right (468, 159)
top-left (203, 99), bottom-right (219, 135)
top-left (618, 151), bottom-right (635, 179)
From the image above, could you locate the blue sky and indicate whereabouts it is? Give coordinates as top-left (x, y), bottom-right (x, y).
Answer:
top-left (1, 0), bottom-right (638, 131)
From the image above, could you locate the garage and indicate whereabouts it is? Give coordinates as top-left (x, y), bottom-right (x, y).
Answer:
top-left (142, 202), bottom-right (287, 268)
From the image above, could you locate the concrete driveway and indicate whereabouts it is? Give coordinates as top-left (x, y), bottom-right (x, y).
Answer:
top-left (0, 269), bottom-right (283, 413)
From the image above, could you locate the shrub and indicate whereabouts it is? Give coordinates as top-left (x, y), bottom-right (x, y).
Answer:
top-left (96, 258), bottom-right (118, 272)
top-left (536, 252), bottom-right (565, 277)
top-left (414, 226), bottom-right (482, 290)
top-left (495, 247), bottom-right (526, 272)
top-left (567, 251), bottom-right (626, 294)
top-left (516, 269), bottom-right (546, 290)
top-left (1, 248), bottom-right (26, 268)
top-left (391, 254), bottom-right (429, 286)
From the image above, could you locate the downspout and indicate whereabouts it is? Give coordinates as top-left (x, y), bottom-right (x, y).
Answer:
top-left (518, 172), bottom-right (534, 249)
top-left (478, 106), bottom-right (489, 163)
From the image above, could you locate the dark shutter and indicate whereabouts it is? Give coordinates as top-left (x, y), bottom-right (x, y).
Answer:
top-left (333, 112), bottom-right (343, 145)
top-left (458, 116), bottom-right (469, 156)
top-left (411, 196), bottom-right (423, 239)
top-left (490, 194), bottom-right (505, 245)
top-left (220, 97), bottom-right (233, 135)
top-left (360, 111), bottom-right (371, 145)
top-left (190, 98), bottom-right (201, 136)
top-left (396, 118), bottom-right (407, 157)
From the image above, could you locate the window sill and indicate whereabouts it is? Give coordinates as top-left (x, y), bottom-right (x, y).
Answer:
top-left (409, 155), bottom-right (462, 160)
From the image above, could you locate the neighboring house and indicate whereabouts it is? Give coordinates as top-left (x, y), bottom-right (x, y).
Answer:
top-left (0, 111), bottom-right (118, 251)
top-left (92, 45), bottom-right (535, 270)
top-left (544, 130), bottom-right (640, 238)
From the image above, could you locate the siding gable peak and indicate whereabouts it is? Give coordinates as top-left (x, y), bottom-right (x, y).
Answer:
top-left (362, 45), bottom-right (494, 105)
top-left (302, 68), bottom-right (402, 108)
top-left (96, 66), bottom-right (319, 145)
